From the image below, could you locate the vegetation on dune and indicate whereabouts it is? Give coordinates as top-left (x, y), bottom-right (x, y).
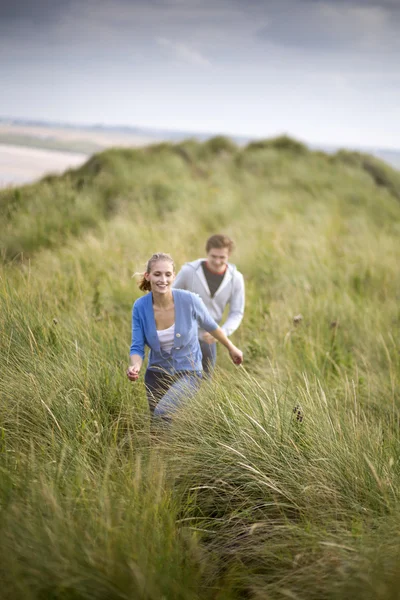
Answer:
top-left (332, 149), bottom-right (400, 201)
top-left (1, 136), bottom-right (400, 599)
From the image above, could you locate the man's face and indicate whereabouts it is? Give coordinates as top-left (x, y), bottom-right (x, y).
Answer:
top-left (206, 247), bottom-right (230, 273)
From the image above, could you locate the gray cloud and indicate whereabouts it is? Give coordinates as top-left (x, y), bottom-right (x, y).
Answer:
top-left (302, 0), bottom-right (400, 9)
top-left (256, 0), bottom-right (400, 53)
top-left (2, 0), bottom-right (399, 60)
top-left (0, 0), bottom-right (76, 25)
top-left (156, 37), bottom-right (212, 66)
top-left (0, 0), bottom-right (399, 148)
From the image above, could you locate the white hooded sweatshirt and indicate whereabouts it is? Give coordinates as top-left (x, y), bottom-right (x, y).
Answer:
top-left (172, 259), bottom-right (245, 337)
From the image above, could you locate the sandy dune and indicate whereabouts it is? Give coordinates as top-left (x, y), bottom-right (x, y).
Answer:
top-left (0, 123), bottom-right (159, 151)
top-left (0, 144), bottom-right (88, 188)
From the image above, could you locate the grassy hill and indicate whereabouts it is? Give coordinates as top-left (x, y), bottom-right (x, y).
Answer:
top-left (1, 136), bottom-right (400, 599)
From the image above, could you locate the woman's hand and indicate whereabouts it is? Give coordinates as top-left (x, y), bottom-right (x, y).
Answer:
top-left (229, 345), bottom-right (243, 366)
top-left (126, 365), bottom-right (140, 381)
top-left (207, 327), bottom-right (243, 366)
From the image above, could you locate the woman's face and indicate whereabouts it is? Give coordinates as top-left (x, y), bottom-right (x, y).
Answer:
top-left (145, 260), bottom-right (175, 294)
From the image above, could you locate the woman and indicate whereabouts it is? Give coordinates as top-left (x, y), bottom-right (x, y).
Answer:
top-left (126, 252), bottom-right (243, 420)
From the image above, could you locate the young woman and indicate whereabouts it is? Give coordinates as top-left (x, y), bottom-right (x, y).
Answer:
top-left (126, 253), bottom-right (243, 420)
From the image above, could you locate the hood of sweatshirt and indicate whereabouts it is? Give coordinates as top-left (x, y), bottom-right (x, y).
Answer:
top-left (183, 258), bottom-right (237, 299)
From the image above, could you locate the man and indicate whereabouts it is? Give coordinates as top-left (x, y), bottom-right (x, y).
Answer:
top-left (173, 234), bottom-right (245, 375)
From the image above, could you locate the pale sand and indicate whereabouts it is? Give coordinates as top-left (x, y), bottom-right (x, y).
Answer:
top-left (0, 144), bottom-right (88, 188)
top-left (0, 124), bottom-right (158, 149)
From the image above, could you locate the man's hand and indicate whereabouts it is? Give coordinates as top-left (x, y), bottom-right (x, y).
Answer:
top-left (126, 365), bottom-right (140, 381)
top-left (202, 332), bottom-right (216, 345)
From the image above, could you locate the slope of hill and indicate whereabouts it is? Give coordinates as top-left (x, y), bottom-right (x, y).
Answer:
top-left (1, 136), bottom-right (400, 600)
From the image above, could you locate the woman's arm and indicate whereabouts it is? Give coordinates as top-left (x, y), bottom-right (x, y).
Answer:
top-left (127, 354), bottom-right (143, 381)
top-left (209, 327), bottom-right (243, 365)
top-left (192, 293), bottom-right (243, 365)
top-left (127, 302), bottom-right (145, 381)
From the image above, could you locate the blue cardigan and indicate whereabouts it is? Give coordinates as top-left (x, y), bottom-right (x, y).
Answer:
top-left (130, 289), bottom-right (218, 373)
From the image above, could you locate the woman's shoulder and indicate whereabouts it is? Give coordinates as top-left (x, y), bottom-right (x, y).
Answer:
top-left (133, 294), bottom-right (151, 310)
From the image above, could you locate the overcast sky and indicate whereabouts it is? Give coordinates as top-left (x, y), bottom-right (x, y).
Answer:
top-left (1, 0), bottom-right (399, 148)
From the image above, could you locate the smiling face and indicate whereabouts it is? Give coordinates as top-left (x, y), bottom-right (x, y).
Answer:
top-left (145, 259), bottom-right (175, 295)
top-left (206, 246), bottom-right (230, 274)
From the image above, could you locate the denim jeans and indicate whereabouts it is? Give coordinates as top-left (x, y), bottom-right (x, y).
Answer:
top-left (199, 340), bottom-right (217, 377)
top-left (144, 369), bottom-right (202, 420)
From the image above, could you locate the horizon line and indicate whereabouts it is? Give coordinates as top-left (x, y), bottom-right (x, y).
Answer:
top-left (1, 115), bottom-right (400, 154)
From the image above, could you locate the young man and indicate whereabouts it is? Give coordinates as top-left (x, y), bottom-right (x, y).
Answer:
top-left (173, 234), bottom-right (245, 375)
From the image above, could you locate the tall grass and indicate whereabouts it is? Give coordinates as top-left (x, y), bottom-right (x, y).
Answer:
top-left (1, 137), bottom-right (400, 598)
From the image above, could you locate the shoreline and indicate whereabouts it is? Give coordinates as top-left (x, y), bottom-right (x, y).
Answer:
top-left (0, 143), bottom-right (89, 188)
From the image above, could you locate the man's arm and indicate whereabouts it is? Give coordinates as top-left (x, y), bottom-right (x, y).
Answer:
top-left (172, 265), bottom-right (189, 290)
top-left (220, 272), bottom-right (245, 337)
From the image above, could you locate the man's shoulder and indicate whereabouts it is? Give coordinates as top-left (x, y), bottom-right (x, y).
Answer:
top-left (174, 288), bottom-right (199, 299)
top-left (227, 264), bottom-right (245, 293)
top-left (173, 288), bottom-right (191, 297)
top-left (227, 263), bottom-right (243, 278)
top-left (173, 288), bottom-right (204, 306)
top-left (179, 258), bottom-right (204, 271)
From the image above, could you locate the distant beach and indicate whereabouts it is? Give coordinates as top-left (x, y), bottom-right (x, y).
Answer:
top-left (1, 123), bottom-right (398, 191)
top-left (0, 144), bottom-right (88, 188)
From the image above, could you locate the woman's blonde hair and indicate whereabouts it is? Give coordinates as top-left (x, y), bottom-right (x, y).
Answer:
top-left (138, 253), bottom-right (175, 292)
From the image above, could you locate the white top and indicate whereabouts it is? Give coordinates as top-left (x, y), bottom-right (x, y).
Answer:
top-left (157, 322), bottom-right (175, 353)
top-left (172, 259), bottom-right (245, 337)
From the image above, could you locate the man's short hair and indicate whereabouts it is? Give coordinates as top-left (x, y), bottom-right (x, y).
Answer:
top-left (206, 234), bottom-right (235, 253)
